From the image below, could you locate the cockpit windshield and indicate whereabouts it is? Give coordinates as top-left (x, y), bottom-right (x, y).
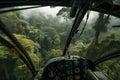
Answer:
top-left (0, 0), bottom-right (120, 80)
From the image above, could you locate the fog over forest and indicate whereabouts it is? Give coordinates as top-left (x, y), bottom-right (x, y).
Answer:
top-left (0, 6), bottom-right (120, 80)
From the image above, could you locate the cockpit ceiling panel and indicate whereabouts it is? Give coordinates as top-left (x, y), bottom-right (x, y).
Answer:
top-left (0, 0), bottom-right (120, 7)
top-left (0, 0), bottom-right (120, 17)
top-left (0, 0), bottom-right (72, 8)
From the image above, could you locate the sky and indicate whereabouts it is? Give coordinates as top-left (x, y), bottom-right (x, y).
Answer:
top-left (20, 6), bottom-right (98, 21)
top-left (36, 6), bottom-right (62, 16)
top-left (20, 6), bottom-right (120, 35)
top-left (20, 6), bottom-right (63, 18)
top-left (21, 6), bottom-right (98, 23)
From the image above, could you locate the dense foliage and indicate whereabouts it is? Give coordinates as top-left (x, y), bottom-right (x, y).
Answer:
top-left (0, 7), bottom-right (120, 80)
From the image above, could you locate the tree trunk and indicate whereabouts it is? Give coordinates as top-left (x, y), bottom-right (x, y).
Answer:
top-left (92, 31), bottom-right (100, 45)
top-left (3, 60), bottom-right (9, 80)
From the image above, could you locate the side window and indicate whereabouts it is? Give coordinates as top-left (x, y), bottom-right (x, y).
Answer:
top-left (97, 58), bottom-right (120, 80)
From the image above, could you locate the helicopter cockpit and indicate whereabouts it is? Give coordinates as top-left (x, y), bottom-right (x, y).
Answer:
top-left (0, 0), bottom-right (120, 80)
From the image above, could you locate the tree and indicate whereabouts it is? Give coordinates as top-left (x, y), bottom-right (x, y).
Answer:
top-left (0, 12), bottom-right (29, 34)
top-left (92, 13), bottom-right (110, 45)
top-left (0, 34), bottom-right (41, 80)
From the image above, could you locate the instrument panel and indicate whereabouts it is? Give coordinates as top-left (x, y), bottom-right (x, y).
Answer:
top-left (41, 56), bottom-right (94, 80)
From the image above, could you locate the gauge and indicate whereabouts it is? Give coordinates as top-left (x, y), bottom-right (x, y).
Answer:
top-left (74, 67), bottom-right (80, 73)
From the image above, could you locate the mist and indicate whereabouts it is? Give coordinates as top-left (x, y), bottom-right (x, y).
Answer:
top-left (18, 6), bottom-right (120, 40)
top-left (19, 6), bottom-right (62, 19)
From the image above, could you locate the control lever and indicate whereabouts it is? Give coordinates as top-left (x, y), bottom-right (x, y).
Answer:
top-left (85, 70), bottom-right (111, 80)
top-left (85, 70), bottom-right (99, 80)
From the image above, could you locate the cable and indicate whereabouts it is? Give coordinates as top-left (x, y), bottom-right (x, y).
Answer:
top-left (63, 0), bottom-right (94, 56)
top-left (78, 0), bottom-right (96, 37)
top-left (79, 11), bottom-right (90, 37)
top-left (62, 0), bottom-right (95, 56)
